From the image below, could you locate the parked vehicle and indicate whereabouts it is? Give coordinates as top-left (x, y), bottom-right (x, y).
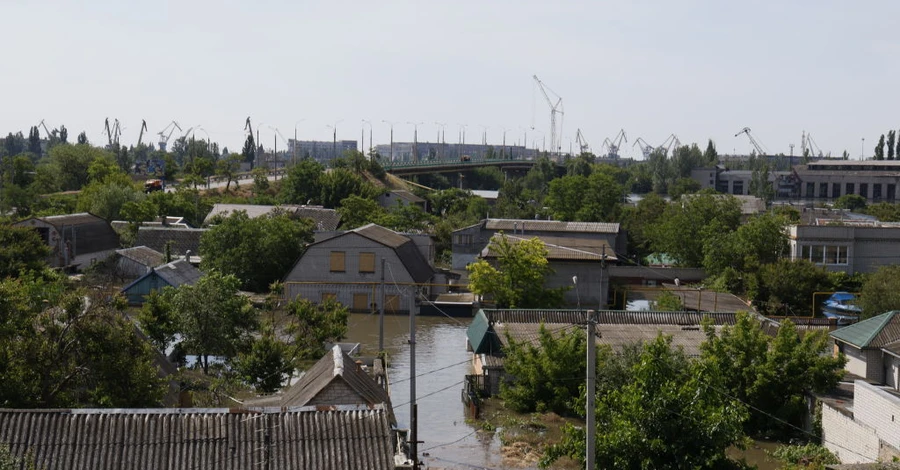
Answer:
top-left (144, 179), bottom-right (163, 193)
top-left (822, 291), bottom-right (862, 325)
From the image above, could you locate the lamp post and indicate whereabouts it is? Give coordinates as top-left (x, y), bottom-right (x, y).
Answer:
top-left (861, 137), bottom-right (865, 160)
top-left (408, 121), bottom-right (423, 162)
top-left (326, 120), bottom-right (343, 161)
top-left (293, 119), bottom-right (306, 165)
top-left (435, 122), bottom-right (447, 159)
top-left (362, 120), bottom-right (373, 160)
top-left (382, 121), bottom-right (396, 164)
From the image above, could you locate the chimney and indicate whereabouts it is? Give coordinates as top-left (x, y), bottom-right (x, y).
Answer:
top-left (184, 249), bottom-right (191, 262)
top-left (355, 360), bottom-right (363, 372)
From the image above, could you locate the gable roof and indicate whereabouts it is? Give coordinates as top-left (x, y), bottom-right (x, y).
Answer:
top-left (0, 405), bottom-right (400, 470)
top-left (15, 212), bottom-right (120, 254)
top-left (135, 226), bottom-right (205, 256)
top-left (485, 218), bottom-right (620, 234)
top-left (121, 259), bottom-right (202, 294)
top-left (204, 204), bottom-right (341, 230)
top-left (481, 234), bottom-right (617, 262)
top-left (830, 311), bottom-right (900, 349)
top-left (281, 345), bottom-right (391, 409)
top-left (23, 212), bottom-right (105, 228)
top-left (467, 310), bottom-right (503, 355)
top-left (115, 246), bottom-right (165, 268)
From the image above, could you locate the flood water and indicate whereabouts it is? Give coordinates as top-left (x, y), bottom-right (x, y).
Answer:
top-left (344, 313), bottom-right (784, 470)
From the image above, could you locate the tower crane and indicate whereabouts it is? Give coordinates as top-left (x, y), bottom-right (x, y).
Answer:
top-left (157, 121), bottom-right (182, 152)
top-left (658, 134), bottom-right (681, 157)
top-left (532, 75), bottom-right (564, 156)
top-left (607, 129), bottom-right (627, 158)
top-left (575, 129), bottom-right (591, 154)
top-left (632, 137), bottom-right (654, 159)
top-left (734, 127), bottom-right (767, 156)
top-left (137, 120), bottom-right (148, 146)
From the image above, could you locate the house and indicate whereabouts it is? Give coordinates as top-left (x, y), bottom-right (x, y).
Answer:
top-left (0, 405), bottom-right (412, 470)
top-left (114, 246), bottom-right (165, 280)
top-left (479, 233), bottom-right (617, 307)
top-left (830, 311), bottom-right (900, 388)
top-left (121, 258), bottom-right (203, 304)
top-left (284, 224), bottom-right (435, 313)
top-left (470, 189), bottom-right (499, 205)
top-left (451, 218), bottom-right (625, 271)
top-left (466, 309), bottom-right (771, 396)
top-left (13, 213), bottom-right (119, 269)
top-left (203, 203), bottom-right (341, 230)
top-left (821, 380), bottom-right (900, 464)
top-left (378, 190), bottom-right (426, 211)
top-left (789, 223), bottom-right (900, 274)
top-left (134, 226), bottom-right (205, 260)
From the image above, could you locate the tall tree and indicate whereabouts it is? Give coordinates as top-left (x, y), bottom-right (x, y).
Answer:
top-left (749, 163), bottom-right (775, 203)
top-left (875, 134), bottom-right (886, 160)
top-left (649, 192), bottom-right (741, 267)
top-left (0, 226), bottom-right (49, 278)
top-left (858, 265), bottom-right (900, 318)
top-left (283, 297), bottom-right (349, 360)
top-left (467, 234), bottom-right (567, 308)
top-left (27, 127), bottom-right (41, 156)
top-left (241, 134), bottom-right (256, 163)
top-left (703, 138), bottom-right (718, 165)
top-left (58, 125), bottom-right (68, 144)
top-left (76, 131), bottom-right (88, 145)
top-left (888, 130), bottom-right (896, 160)
top-left (279, 158), bottom-right (324, 204)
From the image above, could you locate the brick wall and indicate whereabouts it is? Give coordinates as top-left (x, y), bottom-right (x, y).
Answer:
top-left (822, 401), bottom-right (878, 463)
top-left (307, 379), bottom-right (366, 406)
top-left (854, 381), bottom-right (900, 450)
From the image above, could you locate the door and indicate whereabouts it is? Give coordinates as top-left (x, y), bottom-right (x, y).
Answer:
top-left (353, 293), bottom-right (369, 312)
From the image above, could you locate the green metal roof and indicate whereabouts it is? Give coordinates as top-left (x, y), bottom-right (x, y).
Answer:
top-left (830, 311), bottom-right (900, 348)
top-left (467, 310), bottom-right (502, 355)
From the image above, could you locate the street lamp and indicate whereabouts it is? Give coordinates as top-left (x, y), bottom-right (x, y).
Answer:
top-left (573, 275), bottom-right (580, 311)
top-left (435, 122), bottom-right (447, 159)
top-left (361, 120), bottom-right (373, 159)
top-left (382, 120), bottom-right (396, 164)
top-left (293, 119), bottom-right (306, 164)
top-left (326, 120), bottom-right (343, 161)
top-left (408, 121), bottom-right (423, 162)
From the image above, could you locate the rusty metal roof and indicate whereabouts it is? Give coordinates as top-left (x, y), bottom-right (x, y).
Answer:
top-left (0, 405), bottom-right (399, 470)
top-left (485, 219), bottom-right (620, 234)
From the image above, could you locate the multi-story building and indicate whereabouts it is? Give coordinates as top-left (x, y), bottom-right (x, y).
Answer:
top-left (788, 222), bottom-right (900, 274)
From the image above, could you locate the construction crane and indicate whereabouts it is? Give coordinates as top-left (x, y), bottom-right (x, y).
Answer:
top-left (103, 118), bottom-right (121, 147)
top-left (37, 119), bottom-right (54, 139)
top-left (658, 134), bottom-right (681, 157)
top-left (575, 129), bottom-right (590, 154)
top-left (532, 75), bottom-right (564, 155)
top-left (801, 131), bottom-right (826, 158)
top-left (632, 137), bottom-right (655, 159)
top-left (607, 129), bottom-right (627, 158)
top-left (735, 127), bottom-right (767, 156)
top-left (137, 120), bottom-right (148, 146)
top-left (156, 121), bottom-right (181, 152)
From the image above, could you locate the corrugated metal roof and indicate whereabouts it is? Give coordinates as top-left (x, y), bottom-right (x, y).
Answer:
top-left (204, 204), bottom-right (341, 231)
top-left (136, 227), bottom-right (205, 256)
top-left (30, 212), bottom-right (105, 228)
top-left (16, 213), bottom-right (120, 255)
top-left (281, 346), bottom-right (391, 411)
top-left (353, 224), bottom-right (410, 248)
top-left (831, 311), bottom-right (900, 348)
top-left (116, 246), bottom-right (165, 268)
top-left (481, 309), bottom-right (740, 326)
top-left (484, 309), bottom-right (587, 324)
top-left (154, 259), bottom-right (203, 287)
top-left (481, 234), bottom-right (617, 261)
top-left (0, 406), bottom-right (399, 470)
top-left (485, 219), bottom-right (620, 234)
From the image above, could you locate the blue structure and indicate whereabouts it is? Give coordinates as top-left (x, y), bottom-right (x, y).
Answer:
top-left (121, 259), bottom-right (202, 304)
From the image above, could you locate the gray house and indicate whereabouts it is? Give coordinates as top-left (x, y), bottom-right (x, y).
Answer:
top-left (284, 224), bottom-right (435, 313)
top-left (451, 218), bottom-right (624, 271)
top-left (377, 190), bottom-right (426, 211)
top-left (114, 246), bottom-right (165, 280)
top-left (14, 213), bottom-right (119, 269)
top-left (121, 259), bottom-right (203, 305)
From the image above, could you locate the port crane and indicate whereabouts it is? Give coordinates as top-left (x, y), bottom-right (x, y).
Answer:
top-left (575, 129), bottom-right (591, 154)
top-left (801, 131), bottom-right (826, 158)
top-left (37, 119), bottom-right (55, 139)
top-left (137, 120), bottom-right (148, 146)
top-left (658, 134), bottom-right (682, 157)
top-left (157, 121), bottom-right (182, 152)
top-left (606, 129), bottom-right (627, 158)
top-left (532, 75), bottom-right (564, 155)
top-left (103, 118), bottom-right (121, 147)
top-left (632, 137), bottom-right (654, 159)
top-left (735, 127), bottom-right (767, 156)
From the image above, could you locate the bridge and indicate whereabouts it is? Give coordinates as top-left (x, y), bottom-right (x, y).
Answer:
top-left (382, 156), bottom-right (548, 176)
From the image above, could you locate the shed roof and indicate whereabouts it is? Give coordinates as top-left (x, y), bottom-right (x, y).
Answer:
top-left (154, 259), bottom-right (203, 287)
top-left (485, 218), bottom-right (620, 234)
top-left (281, 345), bottom-right (392, 410)
top-left (115, 246), bottom-right (165, 268)
top-left (830, 311), bottom-right (900, 349)
top-left (25, 212), bottom-right (105, 228)
top-left (481, 234), bottom-right (617, 262)
top-left (0, 405), bottom-right (399, 470)
top-left (135, 226), bottom-right (205, 256)
top-left (15, 212), bottom-right (120, 255)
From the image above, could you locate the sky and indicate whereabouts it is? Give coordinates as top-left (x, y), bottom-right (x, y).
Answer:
top-left (4, 0), bottom-right (899, 159)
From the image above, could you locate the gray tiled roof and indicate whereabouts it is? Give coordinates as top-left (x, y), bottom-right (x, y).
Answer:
top-left (154, 259), bottom-right (203, 287)
top-left (115, 246), bottom-right (165, 268)
top-left (16, 213), bottom-right (120, 255)
top-left (485, 218), bottom-right (620, 234)
top-left (482, 309), bottom-right (742, 325)
top-left (204, 204), bottom-right (341, 231)
top-left (353, 224), bottom-right (434, 283)
top-left (282, 345), bottom-right (392, 410)
top-left (482, 234), bottom-right (617, 261)
top-left (135, 226), bottom-right (205, 257)
top-left (0, 405), bottom-right (398, 470)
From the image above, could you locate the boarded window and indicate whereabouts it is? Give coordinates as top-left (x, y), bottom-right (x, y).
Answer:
top-left (330, 251), bottom-right (346, 272)
top-left (322, 292), bottom-right (337, 302)
top-left (385, 295), bottom-right (401, 312)
top-left (359, 252), bottom-right (376, 273)
top-left (353, 293), bottom-right (369, 311)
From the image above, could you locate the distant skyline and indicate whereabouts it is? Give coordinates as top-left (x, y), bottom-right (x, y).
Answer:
top-left (4, 0), bottom-right (899, 159)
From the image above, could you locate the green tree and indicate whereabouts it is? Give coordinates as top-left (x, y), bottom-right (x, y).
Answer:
top-left (545, 171), bottom-right (623, 222)
top-left (834, 193), bottom-right (867, 211)
top-left (0, 225), bottom-right (49, 278)
top-left (704, 139), bottom-right (718, 165)
top-left (749, 163), bottom-right (775, 203)
top-left (319, 168), bottom-right (379, 208)
top-left (649, 192), bottom-right (742, 267)
top-left (858, 265), bottom-right (900, 318)
top-left (251, 167), bottom-right (270, 194)
top-left (216, 153), bottom-right (243, 191)
top-left (283, 297), bottom-right (349, 360)
top-left (701, 313), bottom-right (846, 435)
top-left (27, 127), bottom-right (41, 156)
top-left (47, 143), bottom-right (115, 191)
top-left (232, 323), bottom-right (293, 393)
top-left (654, 290), bottom-right (684, 311)
top-left (875, 134), bottom-right (886, 160)
top-left (200, 210), bottom-right (314, 292)
top-left (467, 234), bottom-right (567, 308)
top-left (670, 143), bottom-right (705, 178)
top-left (668, 177), bottom-right (701, 200)
top-left (280, 158), bottom-right (324, 204)
top-left (76, 175), bottom-right (145, 221)
top-left (337, 194), bottom-right (386, 229)
top-left (888, 130), bottom-right (896, 161)
top-left (76, 131), bottom-right (88, 145)
top-left (771, 444), bottom-right (839, 470)
top-left (59, 125), bottom-right (68, 145)
top-left (501, 324), bottom-right (587, 414)
top-left (751, 259), bottom-right (832, 316)
top-left (865, 201), bottom-right (900, 221)
top-left (621, 192), bottom-right (667, 260)
top-left (376, 203), bottom-right (434, 232)
top-left (703, 212), bottom-right (789, 281)
top-left (543, 335), bottom-right (748, 469)
top-left (646, 148), bottom-right (674, 194)
top-left (242, 134), bottom-right (256, 163)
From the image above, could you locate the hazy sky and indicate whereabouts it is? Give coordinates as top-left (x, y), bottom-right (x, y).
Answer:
top-left (4, 0), bottom-right (898, 159)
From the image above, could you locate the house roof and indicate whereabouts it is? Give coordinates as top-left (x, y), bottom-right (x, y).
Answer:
top-left (468, 310), bottom-right (503, 355)
top-left (122, 259), bottom-right (202, 294)
top-left (15, 212), bottom-right (120, 255)
top-left (481, 234), bottom-right (617, 262)
top-left (281, 345), bottom-right (391, 409)
top-left (354, 223), bottom-right (412, 248)
top-left (115, 246), bottom-right (165, 268)
top-left (0, 405), bottom-right (399, 470)
top-left (135, 226), bottom-right (205, 256)
top-left (485, 218), bottom-right (620, 234)
top-left (830, 311), bottom-right (900, 349)
top-left (203, 204), bottom-right (341, 230)
top-left (25, 212), bottom-right (105, 228)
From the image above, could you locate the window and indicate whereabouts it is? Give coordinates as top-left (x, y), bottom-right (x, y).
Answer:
top-left (832, 183), bottom-right (841, 198)
top-left (820, 182), bottom-right (828, 198)
top-left (732, 181), bottom-right (744, 195)
top-left (329, 251), bottom-right (346, 272)
top-left (859, 183), bottom-right (868, 199)
top-left (322, 292), bottom-right (337, 302)
top-left (800, 244), bottom-right (848, 265)
top-left (806, 183), bottom-right (815, 198)
top-left (846, 183), bottom-right (854, 195)
top-left (352, 293), bottom-right (369, 311)
top-left (889, 184), bottom-right (896, 201)
top-left (874, 184), bottom-right (883, 201)
top-left (385, 294), bottom-right (401, 312)
top-left (359, 252), bottom-right (376, 273)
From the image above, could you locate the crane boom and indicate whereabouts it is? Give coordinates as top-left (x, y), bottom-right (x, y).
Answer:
top-left (157, 121), bottom-right (182, 152)
top-left (632, 137), bottom-right (654, 159)
top-left (575, 129), bottom-right (590, 154)
top-left (104, 118), bottom-right (113, 146)
top-left (734, 127), bottom-right (767, 156)
top-left (37, 119), bottom-right (54, 139)
top-left (658, 134), bottom-right (681, 157)
top-left (137, 120), bottom-right (148, 146)
top-left (605, 129), bottom-right (627, 158)
top-left (532, 75), bottom-right (564, 156)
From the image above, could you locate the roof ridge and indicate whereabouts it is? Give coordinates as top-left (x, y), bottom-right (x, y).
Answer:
top-left (831, 311), bottom-right (899, 348)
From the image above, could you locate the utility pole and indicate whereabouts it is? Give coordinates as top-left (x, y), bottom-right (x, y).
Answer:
top-left (383, 121), bottom-right (396, 164)
top-left (585, 308), bottom-right (596, 470)
top-left (379, 258), bottom-right (385, 352)
top-left (409, 292), bottom-right (419, 469)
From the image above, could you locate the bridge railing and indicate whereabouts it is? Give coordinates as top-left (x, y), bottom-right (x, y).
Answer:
top-left (384, 154), bottom-right (534, 170)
